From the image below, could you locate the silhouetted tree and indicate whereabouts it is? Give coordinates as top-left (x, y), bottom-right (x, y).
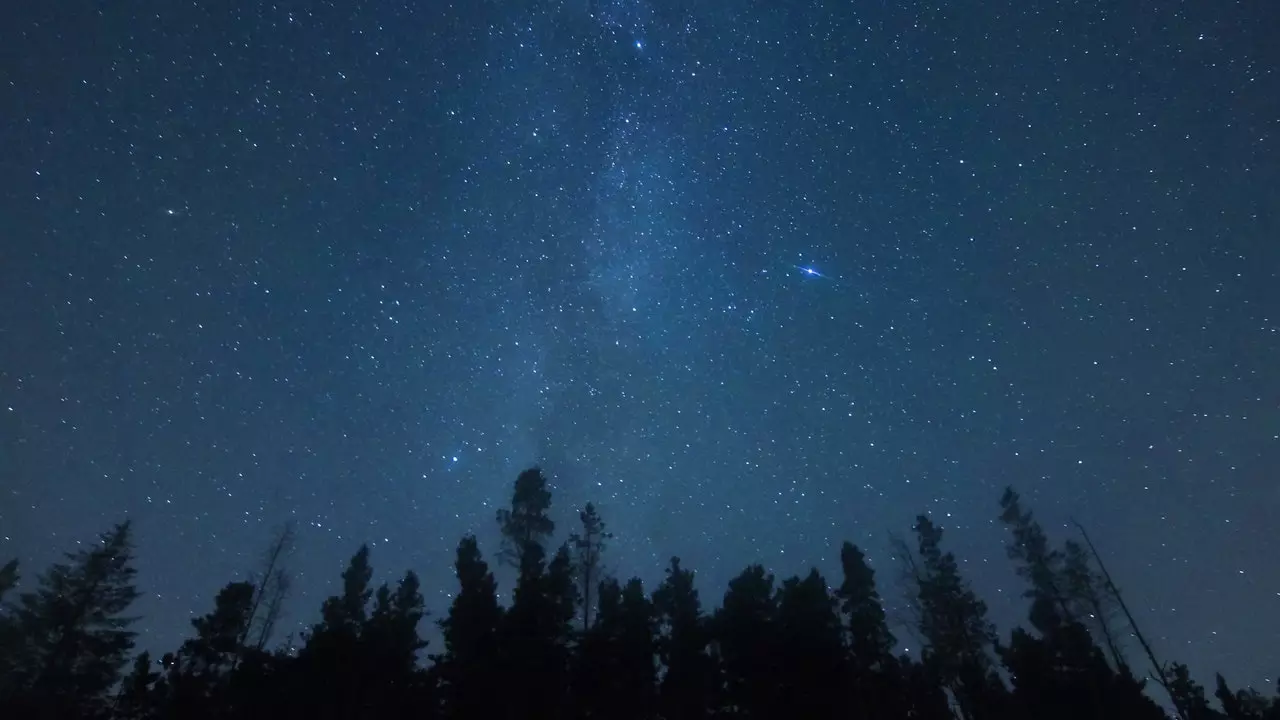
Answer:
top-left (570, 502), bottom-right (611, 632)
top-left (1000, 619), bottom-right (1167, 720)
top-left (999, 487), bottom-right (1073, 629)
top-left (2, 521), bottom-right (140, 720)
top-left (1215, 674), bottom-right (1280, 720)
top-left (1073, 518), bottom-right (1187, 720)
top-left (238, 521), bottom-right (295, 658)
top-left (573, 576), bottom-right (658, 720)
top-left (293, 544), bottom-right (381, 719)
top-left (715, 564), bottom-right (778, 718)
top-left (153, 580), bottom-right (255, 719)
top-left (1061, 538), bottom-right (1127, 669)
top-left (1167, 662), bottom-right (1225, 720)
top-left (774, 568), bottom-right (845, 719)
top-left (653, 556), bottom-right (718, 720)
top-left (0, 557), bottom-right (21, 697)
top-left (909, 515), bottom-right (1004, 720)
top-left (436, 535), bottom-right (503, 720)
top-left (837, 542), bottom-right (895, 671)
top-left (497, 469), bottom-right (575, 720)
top-left (0, 558), bottom-right (17, 601)
top-left (997, 490), bottom-right (1167, 720)
top-left (496, 466), bottom-right (555, 568)
top-left (113, 652), bottom-right (160, 720)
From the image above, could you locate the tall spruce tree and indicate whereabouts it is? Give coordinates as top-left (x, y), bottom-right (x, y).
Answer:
top-left (295, 544), bottom-right (376, 719)
top-left (652, 556), bottom-right (718, 720)
top-left (774, 568), bottom-right (846, 720)
top-left (715, 564), bottom-right (779, 718)
top-left (837, 542), bottom-right (895, 672)
top-left (436, 535), bottom-right (503, 720)
top-left (574, 576), bottom-right (658, 720)
top-left (4, 521), bottom-right (141, 720)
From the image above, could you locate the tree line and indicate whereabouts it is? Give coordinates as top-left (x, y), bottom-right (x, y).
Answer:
top-left (1, 467), bottom-right (1275, 720)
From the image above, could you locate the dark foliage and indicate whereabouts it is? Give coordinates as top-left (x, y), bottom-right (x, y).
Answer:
top-left (1, 470), bottom-right (1274, 720)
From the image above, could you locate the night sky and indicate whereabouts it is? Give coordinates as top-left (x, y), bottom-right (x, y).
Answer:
top-left (2, 0), bottom-right (1277, 689)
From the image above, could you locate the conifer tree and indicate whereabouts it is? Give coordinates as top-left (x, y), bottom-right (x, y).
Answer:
top-left (496, 466), bottom-right (555, 569)
top-left (1167, 662), bottom-right (1225, 720)
top-left (999, 487), bottom-right (1073, 628)
top-left (1061, 538), bottom-right (1127, 669)
top-left (774, 568), bottom-right (845, 719)
top-left (3, 521), bottom-right (140, 720)
top-left (910, 515), bottom-right (1004, 720)
top-left (715, 564), bottom-right (779, 718)
top-left (497, 469), bottom-right (574, 720)
top-left (365, 570), bottom-right (429, 671)
top-left (149, 581), bottom-right (256, 720)
top-left (837, 542), bottom-right (895, 672)
top-left (0, 558), bottom-right (17, 601)
top-left (570, 502), bottom-right (611, 632)
top-left (574, 576), bottom-right (658, 720)
top-left (113, 651), bottom-right (160, 720)
top-left (295, 544), bottom-right (377, 719)
top-left (436, 535), bottom-right (503, 720)
top-left (0, 558), bottom-right (20, 696)
top-left (1214, 674), bottom-right (1279, 720)
top-left (652, 556), bottom-right (718, 720)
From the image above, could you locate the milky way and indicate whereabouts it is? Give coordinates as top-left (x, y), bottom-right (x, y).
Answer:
top-left (1, 0), bottom-right (1277, 687)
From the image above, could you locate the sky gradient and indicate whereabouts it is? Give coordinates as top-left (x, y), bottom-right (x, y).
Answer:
top-left (2, 0), bottom-right (1277, 690)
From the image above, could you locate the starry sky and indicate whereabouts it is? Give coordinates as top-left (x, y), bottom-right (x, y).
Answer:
top-left (2, 0), bottom-right (1277, 689)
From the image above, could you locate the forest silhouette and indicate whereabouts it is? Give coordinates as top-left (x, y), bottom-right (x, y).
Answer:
top-left (1, 467), bottom-right (1275, 720)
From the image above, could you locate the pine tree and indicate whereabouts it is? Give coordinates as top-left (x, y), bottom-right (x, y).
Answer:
top-left (365, 570), bottom-right (428, 671)
top-left (996, 489), bottom-right (1166, 720)
top-left (999, 487), bottom-right (1073, 629)
top-left (837, 542), bottom-right (895, 672)
top-left (113, 651), bottom-right (160, 720)
top-left (0, 558), bottom-right (20, 697)
top-left (1214, 674), bottom-right (1279, 720)
top-left (145, 582), bottom-right (255, 719)
top-left (715, 564), bottom-right (778, 718)
top-left (437, 535), bottom-right (503, 720)
top-left (574, 576), bottom-right (658, 720)
top-left (1060, 538), bottom-right (1128, 669)
top-left (0, 558), bottom-right (17, 601)
top-left (1167, 662), bottom-right (1225, 720)
top-left (363, 570), bottom-right (431, 717)
top-left (295, 544), bottom-right (377, 719)
top-left (909, 515), bottom-right (1004, 720)
top-left (496, 466), bottom-right (555, 569)
top-left (4, 522), bottom-right (141, 719)
top-left (774, 569), bottom-right (845, 720)
top-left (570, 502), bottom-right (611, 632)
top-left (653, 556), bottom-right (718, 720)
top-left (317, 543), bottom-right (374, 636)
